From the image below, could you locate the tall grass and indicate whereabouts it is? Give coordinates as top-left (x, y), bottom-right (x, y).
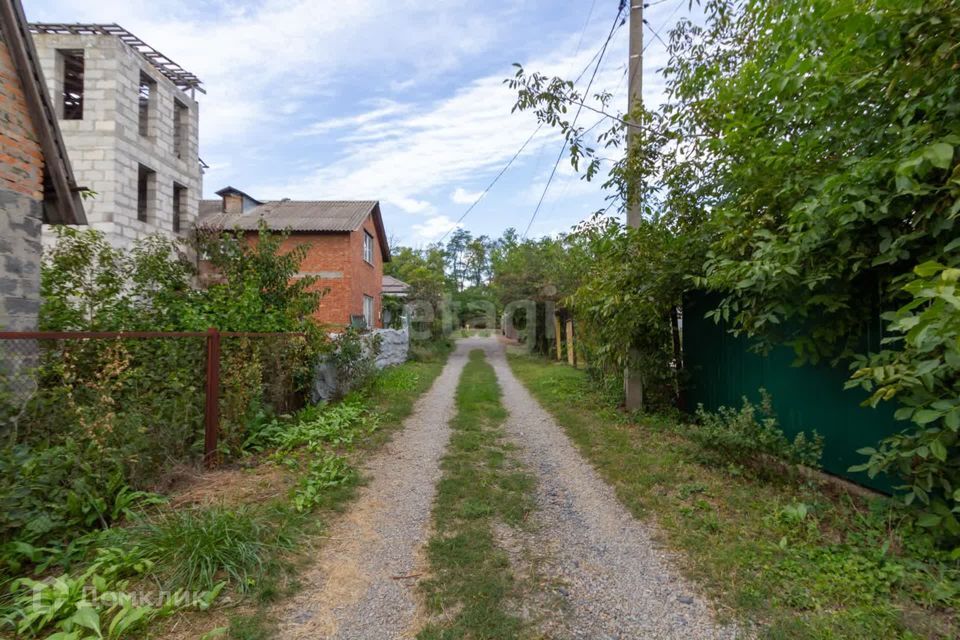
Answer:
top-left (130, 504), bottom-right (303, 592)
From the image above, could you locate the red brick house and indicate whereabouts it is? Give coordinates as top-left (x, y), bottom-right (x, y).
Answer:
top-left (199, 187), bottom-right (390, 329)
top-left (0, 0), bottom-right (85, 331)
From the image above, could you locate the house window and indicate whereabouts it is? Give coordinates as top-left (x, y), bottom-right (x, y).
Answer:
top-left (172, 183), bottom-right (186, 232)
top-left (58, 50), bottom-right (84, 120)
top-left (138, 72), bottom-right (156, 136)
top-left (173, 99), bottom-right (188, 158)
top-left (362, 231), bottom-right (374, 264)
top-left (137, 164), bottom-right (155, 222)
top-left (363, 295), bottom-right (374, 329)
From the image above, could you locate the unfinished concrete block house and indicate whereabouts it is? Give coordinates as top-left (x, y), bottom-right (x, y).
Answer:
top-left (0, 0), bottom-right (85, 331)
top-left (199, 187), bottom-right (391, 329)
top-left (29, 22), bottom-right (202, 247)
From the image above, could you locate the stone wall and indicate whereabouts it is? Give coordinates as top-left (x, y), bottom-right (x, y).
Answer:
top-left (32, 32), bottom-right (201, 248)
top-left (373, 328), bottom-right (409, 368)
top-left (312, 328), bottom-right (410, 402)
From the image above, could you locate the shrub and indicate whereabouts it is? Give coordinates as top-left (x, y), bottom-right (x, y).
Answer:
top-left (847, 259), bottom-right (960, 541)
top-left (0, 442), bottom-right (164, 570)
top-left (692, 390), bottom-right (823, 473)
top-left (328, 329), bottom-right (380, 398)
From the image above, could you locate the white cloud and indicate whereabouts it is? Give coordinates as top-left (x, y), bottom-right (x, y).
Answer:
top-left (450, 187), bottom-right (484, 204)
top-left (389, 197), bottom-right (433, 214)
top-left (265, 41), bottom-right (627, 207)
top-left (296, 101), bottom-right (409, 137)
top-left (26, 0), bottom-right (506, 149)
top-left (411, 215), bottom-right (460, 241)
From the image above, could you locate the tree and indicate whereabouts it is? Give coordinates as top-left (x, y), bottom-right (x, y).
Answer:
top-left (509, 0), bottom-right (960, 536)
top-left (445, 229), bottom-right (473, 291)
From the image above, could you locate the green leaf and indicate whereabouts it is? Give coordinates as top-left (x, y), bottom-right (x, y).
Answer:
top-left (925, 142), bottom-right (954, 170)
top-left (71, 605), bottom-right (102, 638)
top-left (917, 512), bottom-right (942, 528)
top-left (915, 261), bottom-right (946, 278)
top-left (930, 439), bottom-right (948, 462)
top-left (913, 409), bottom-right (943, 425)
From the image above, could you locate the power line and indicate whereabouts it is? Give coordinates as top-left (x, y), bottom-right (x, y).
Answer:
top-left (437, 123), bottom-right (543, 242)
top-left (522, 2), bottom-right (626, 238)
top-left (437, 1), bottom-right (608, 244)
top-left (573, 0), bottom-right (598, 59)
top-left (626, 0), bottom-right (684, 112)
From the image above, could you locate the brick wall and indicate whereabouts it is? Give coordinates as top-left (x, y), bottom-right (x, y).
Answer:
top-left (251, 216), bottom-right (385, 329)
top-left (0, 32), bottom-right (44, 330)
top-left (348, 215), bottom-right (384, 328)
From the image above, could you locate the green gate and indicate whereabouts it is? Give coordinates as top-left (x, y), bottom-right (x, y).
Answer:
top-left (683, 292), bottom-right (902, 492)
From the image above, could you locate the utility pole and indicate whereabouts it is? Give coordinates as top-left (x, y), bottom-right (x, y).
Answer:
top-left (624, 0), bottom-right (645, 411)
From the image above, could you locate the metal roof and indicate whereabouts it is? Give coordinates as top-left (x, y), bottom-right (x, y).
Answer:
top-left (28, 23), bottom-right (204, 94)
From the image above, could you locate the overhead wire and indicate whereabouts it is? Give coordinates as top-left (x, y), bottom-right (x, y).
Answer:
top-left (521, 1), bottom-right (627, 238)
top-left (437, 0), bottom-right (607, 244)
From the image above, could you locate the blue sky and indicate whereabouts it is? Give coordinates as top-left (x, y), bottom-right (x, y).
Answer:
top-left (26, 0), bottom-right (698, 246)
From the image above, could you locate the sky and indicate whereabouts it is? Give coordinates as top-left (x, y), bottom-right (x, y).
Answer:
top-left (26, 0), bottom-right (699, 246)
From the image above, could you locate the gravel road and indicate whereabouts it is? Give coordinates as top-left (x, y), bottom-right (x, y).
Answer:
top-left (275, 340), bottom-right (473, 640)
top-left (275, 336), bottom-right (736, 639)
top-left (481, 337), bottom-right (739, 640)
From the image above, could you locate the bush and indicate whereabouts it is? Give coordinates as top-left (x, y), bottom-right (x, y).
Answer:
top-left (328, 329), bottom-right (380, 398)
top-left (692, 390), bottom-right (823, 473)
top-left (0, 442), bottom-right (164, 572)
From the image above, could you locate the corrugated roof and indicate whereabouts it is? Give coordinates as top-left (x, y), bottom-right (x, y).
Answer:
top-left (199, 199), bottom-right (221, 218)
top-left (198, 200), bottom-right (379, 232)
top-left (382, 275), bottom-right (411, 295)
top-left (198, 198), bottom-right (391, 261)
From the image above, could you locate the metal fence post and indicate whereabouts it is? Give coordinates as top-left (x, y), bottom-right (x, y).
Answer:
top-left (204, 327), bottom-right (221, 467)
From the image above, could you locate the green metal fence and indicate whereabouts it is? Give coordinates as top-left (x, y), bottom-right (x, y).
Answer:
top-left (683, 292), bottom-right (902, 492)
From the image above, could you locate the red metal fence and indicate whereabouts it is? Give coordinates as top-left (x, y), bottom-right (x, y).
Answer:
top-left (0, 329), bottom-right (307, 471)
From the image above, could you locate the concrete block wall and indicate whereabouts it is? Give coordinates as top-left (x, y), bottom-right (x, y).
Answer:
top-left (32, 32), bottom-right (201, 248)
top-left (0, 31), bottom-right (44, 330)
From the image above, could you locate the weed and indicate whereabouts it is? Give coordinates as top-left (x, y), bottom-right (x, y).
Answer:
top-left (128, 505), bottom-right (300, 593)
top-left (692, 390), bottom-right (824, 473)
top-left (508, 352), bottom-right (960, 639)
top-left (418, 350), bottom-right (536, 639)
top-left (291, 454), bottom-right (357, 513)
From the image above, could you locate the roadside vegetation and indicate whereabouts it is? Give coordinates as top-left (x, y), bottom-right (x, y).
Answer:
top-left (508, 351), bottom-right (959, 639)
top-left (0, 220), bottom-right (452, 639)
top-left (418, 349), bottom-right (537, 640)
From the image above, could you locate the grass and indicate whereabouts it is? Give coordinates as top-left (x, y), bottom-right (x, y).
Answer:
top-left (126, 503), bottom-right (303, 594)
top-left (418, 349), bottom-right (537, 640)
top-left (506, 351), bottom-right (960, 640)
top-left (149, 348), bottom-right (454, 640)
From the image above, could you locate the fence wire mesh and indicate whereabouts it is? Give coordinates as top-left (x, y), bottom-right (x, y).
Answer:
top-left (0, 331), bottom-right (309, 485)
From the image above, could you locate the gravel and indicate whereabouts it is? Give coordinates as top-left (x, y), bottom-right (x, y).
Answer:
top-left (481, 337), bottom-right (741, 640)
top-left (276, 341), bottom-right (473, 640)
